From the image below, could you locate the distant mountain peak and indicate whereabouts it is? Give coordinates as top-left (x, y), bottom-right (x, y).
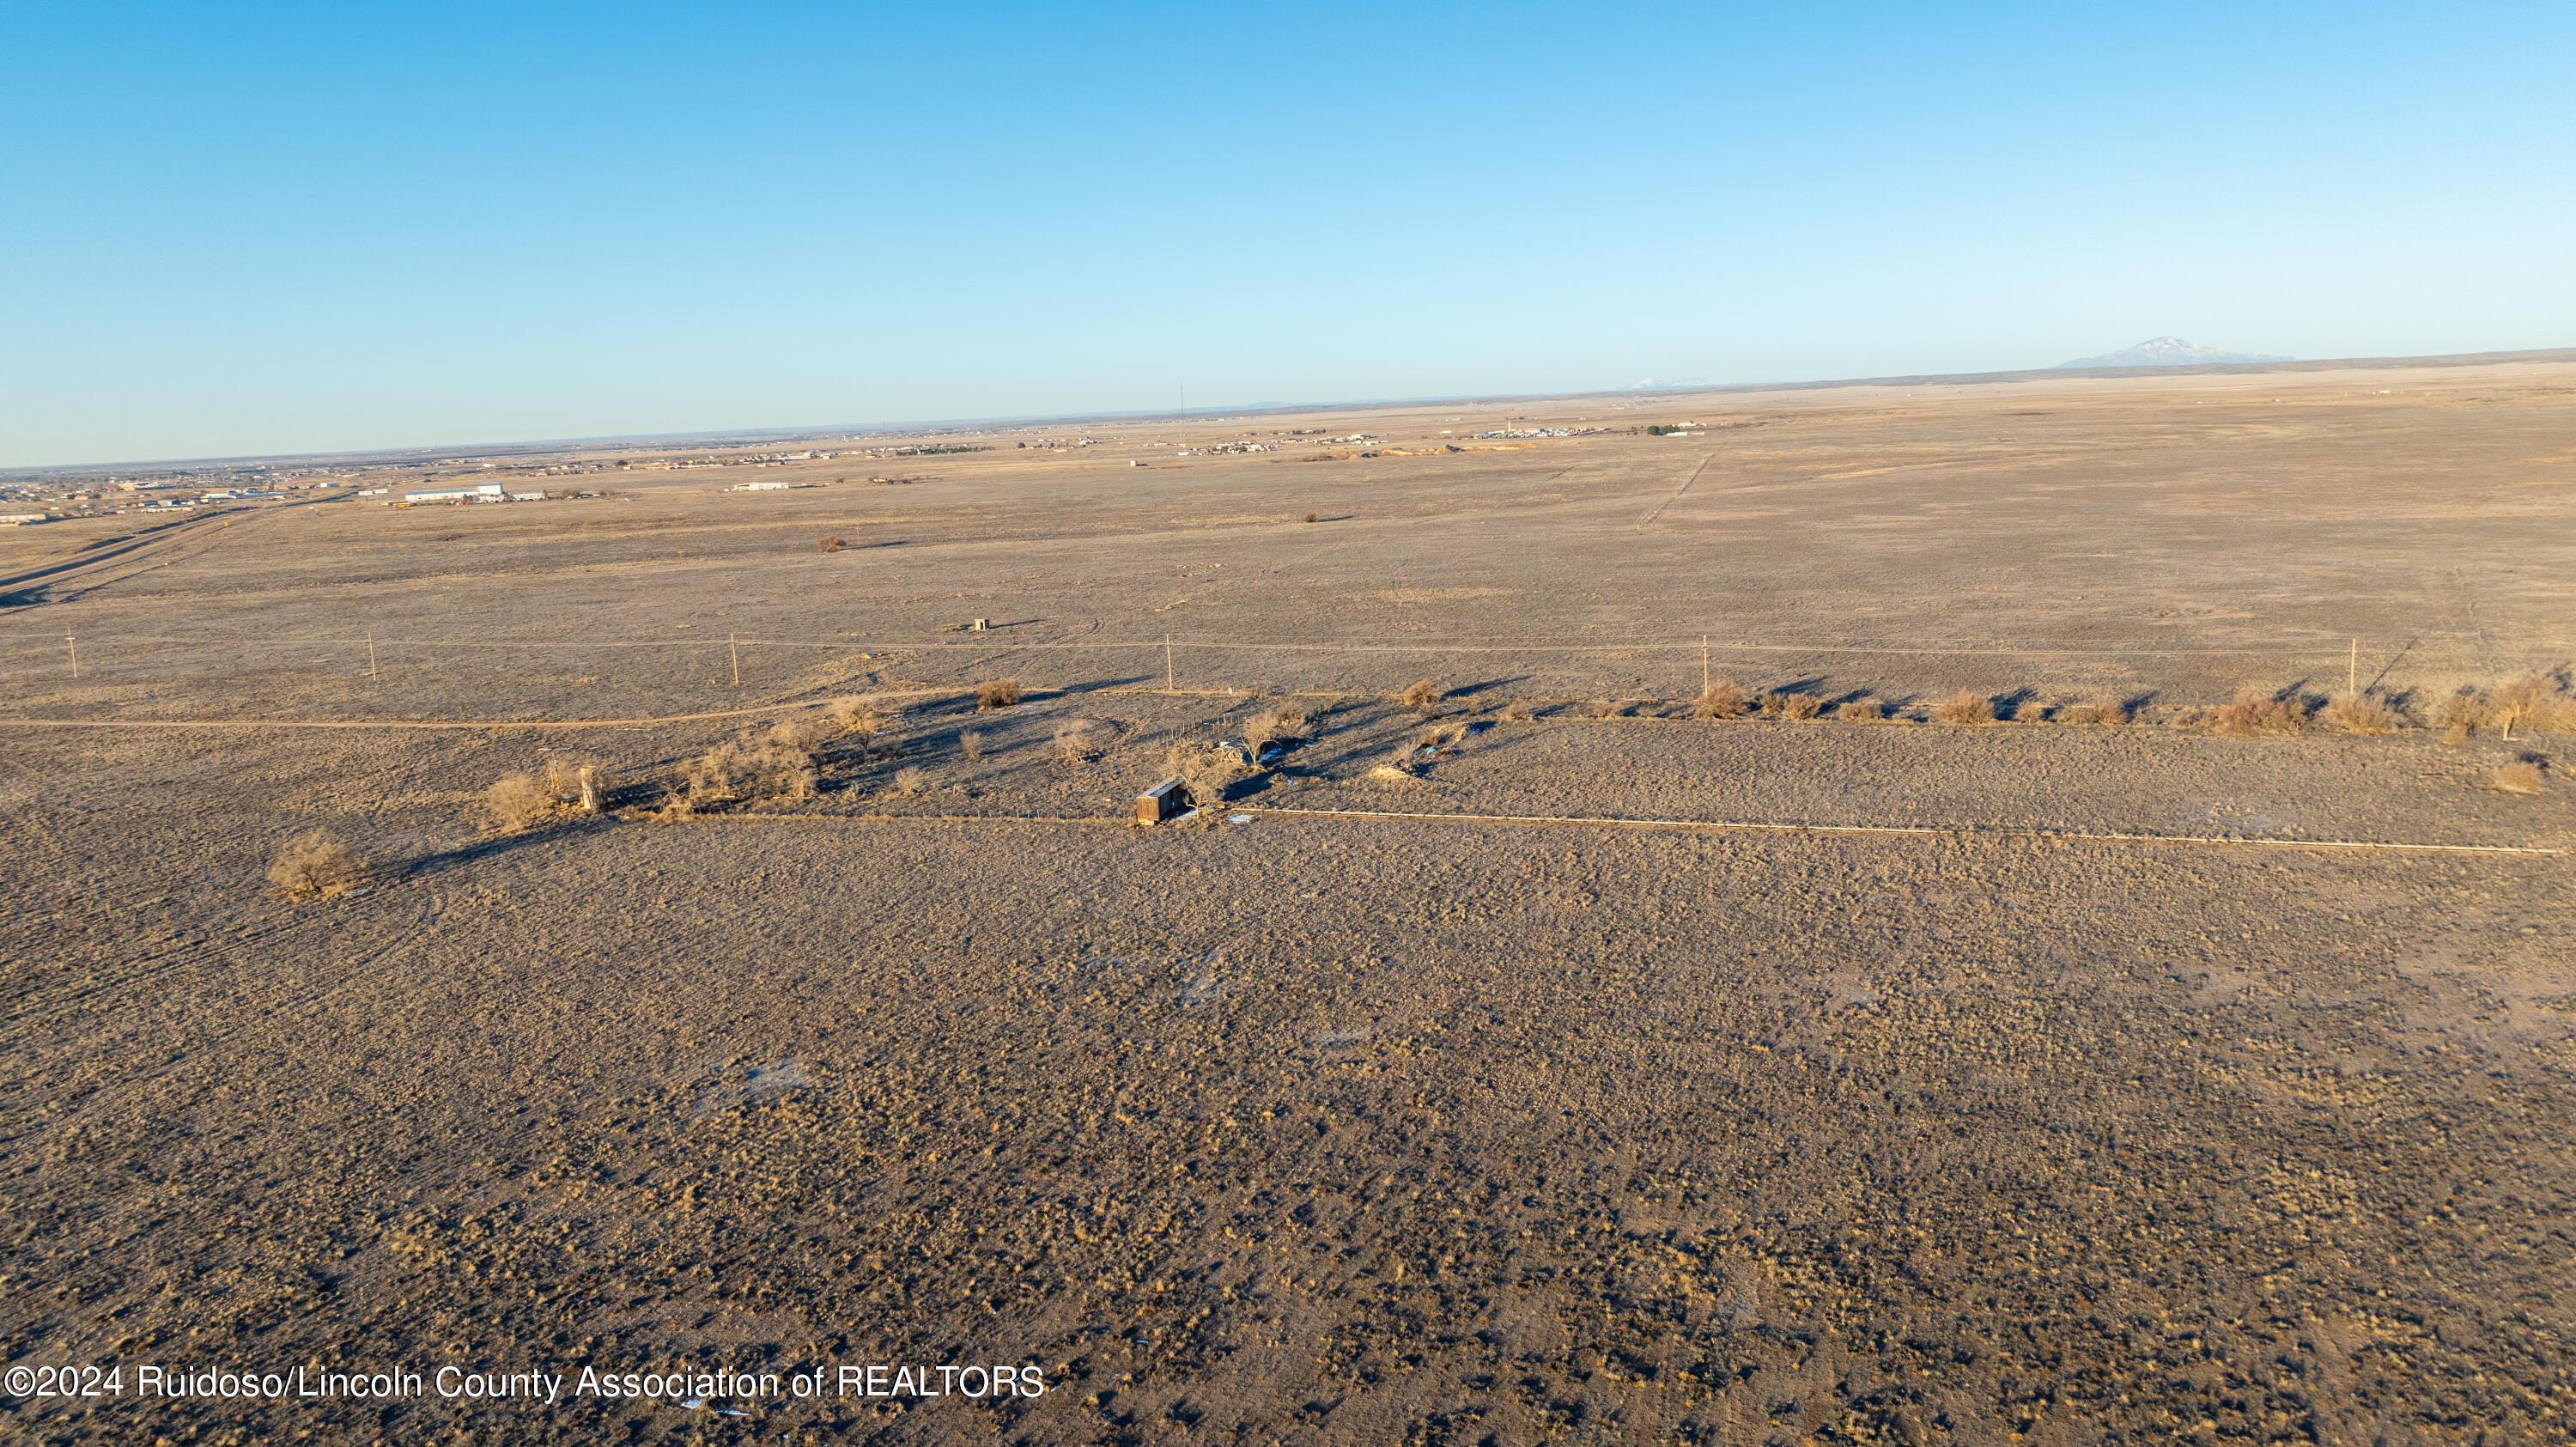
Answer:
top-left (2055, 337), bottom-right (2292, 369)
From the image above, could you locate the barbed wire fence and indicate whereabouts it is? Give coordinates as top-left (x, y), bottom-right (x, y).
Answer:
top-left (3, 629), bottom-right (2564, 713)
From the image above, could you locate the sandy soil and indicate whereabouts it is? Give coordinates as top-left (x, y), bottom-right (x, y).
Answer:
top-left (2, 360), bottom-right (2572, 1445)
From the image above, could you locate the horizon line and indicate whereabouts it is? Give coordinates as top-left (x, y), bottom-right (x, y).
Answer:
top-left (10, 343), bottom-right (2572, 477)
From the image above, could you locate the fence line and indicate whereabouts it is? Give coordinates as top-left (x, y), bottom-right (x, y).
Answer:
top-left (1247, 806), bottom-right (2570, 856)
top-left (659, 807), bottom-right (2568, 858)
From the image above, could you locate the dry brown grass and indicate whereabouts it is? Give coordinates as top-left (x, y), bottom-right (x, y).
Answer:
top-left (1498, 701), bottom-right (1534, 723)
top-left (483, 772), bottom-right (555, 833)
top-left (267, 830), bottom-right (363, 901)
top-left (1398, 678), bottom-right (1441, 714)
top-left (1836, 698), bottom-right (1883, 721)
top-left (1931, 690), bottom-right (1996, 727)
top-left (975, 678), bottom-right (1023, 712)
top-left (1693, 678), bottom-right (1748, 720)
top-left (2214, 685), bottom-right (2304, 737)
top-left (816, 535), bottom-right (846, 553)
top-left (2318, 692), bottom-right (2404, 735)
top-left (959, 730), bottom-right (984, 763)
top-left (2443, 723), bottom-right (2471, 747)
top-left (2057, 697), bottom-right (2129, 727)
top-left (2491, 761), bottom-right (2545, 794)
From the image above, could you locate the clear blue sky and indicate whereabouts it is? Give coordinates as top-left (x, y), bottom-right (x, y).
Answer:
top-left (5, 2), bottom-right (2571, 465)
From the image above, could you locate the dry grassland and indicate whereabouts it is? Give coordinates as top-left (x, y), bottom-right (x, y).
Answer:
top-left (1, 357), bottom-right (2572, 1446)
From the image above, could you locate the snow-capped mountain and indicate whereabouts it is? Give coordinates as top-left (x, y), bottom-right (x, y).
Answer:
top-left (2054, 337), bottom-right (2292, 369)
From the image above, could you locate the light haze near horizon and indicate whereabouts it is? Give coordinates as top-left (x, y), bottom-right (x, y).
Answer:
top-left (5, 1), bottom-right (2572, 467)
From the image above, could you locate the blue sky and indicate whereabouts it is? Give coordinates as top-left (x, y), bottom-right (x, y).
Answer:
top-left (4, 2), bottom-right (2571, 465)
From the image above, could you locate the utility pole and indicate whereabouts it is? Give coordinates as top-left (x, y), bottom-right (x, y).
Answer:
top-left (2348, 638), bottom-right (2357, 696)
top-left (368, 631), bottom-right (379, 680)
top-left (1703, 635), bottom-right (1710, 695)
top-left (730, 634), bottom-right (741, 688)
top-left (66, 635), bottom-right (77, 678)
top-left (1165, 634), bottom-right (1175, 691)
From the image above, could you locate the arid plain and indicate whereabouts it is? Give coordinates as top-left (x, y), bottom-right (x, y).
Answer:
top-left (3, 357), bottom-right (2573, 1446)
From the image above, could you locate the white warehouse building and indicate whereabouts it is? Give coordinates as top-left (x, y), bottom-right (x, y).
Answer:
top-left (406, 482), bottom-right (506, 503)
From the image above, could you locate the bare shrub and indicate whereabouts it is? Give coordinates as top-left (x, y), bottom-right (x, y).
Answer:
top-left (1397, 678), bottom-right (1441, 714)
top-left (2489, 675), bottom-right (2576, 738)
top-left (2432, 689), bottom-right (2488, 731)
top-left (2318, 692), bottom-right (2404, 735)
top-left (2214, 685), bottom-right (2302, 737)
top-left (1693, 678), bottom-right (1748, 719)
top-left (1498, 701), bottom-right (1534, 723)
top-left (975, 678), bottom-right (1023, 712)
top-left (1771, 692), bottom-right (1823, 720)
top-left (2492, 761), bottom-right (2545, 794)
top-left (1416, 721), bottom-right (1468, 754)
top-left (829, 694), bottom-right (889, 740)
top-left (1303, 511), bottom-right (1320, 523)
top-left (1239, 702), bottom-right (1309, 755)
top-left (2442, 723), bottom-right (2470, 747)
top-left (959, 730), bottom-right (984, 763)
top-left (682, 724), bottom-right (820, 807)
top-left (816, 535), bottom-right (846, 553)
top-left (1052, 721), bottom-right (1097, 766)
top-left (891, 766), bottom-right (927, 795)
top-left (268, 830), bottom-right (362, 901)
top-left (1163, 742), bottom-right (1249, 806)
top-left (484, 772), bottom-right (555, 833)
top-left (1836, 698), bottom-right (1883, 721)
top-left (1931, 690), bottom-right (1996, 727)
top-left (1589, 697), bottom-right (1623, 719)
top-left (2057, 697), bottom-right (2129, 727)
top-left (765, 716), bottom-right (833, 752)
top-left (2532, 683), bottom-right (2576, 733)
